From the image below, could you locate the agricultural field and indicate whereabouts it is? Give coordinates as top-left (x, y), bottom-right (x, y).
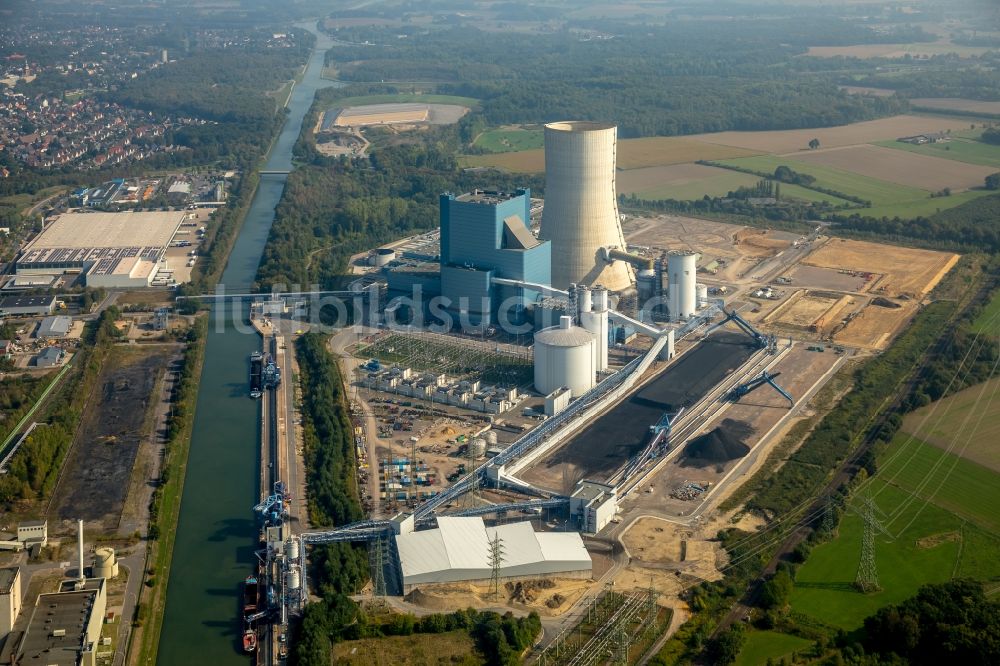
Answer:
top-left (461, 135), bottom-right (760, 173)
top-left (789, 435), bottom-right (1000, 630)
top-left (901, 377), bottom-right (1000, 474)
top-left (715, 155), bottom-right (928, 206)
top-left (735, 631), bottom-right (813, 666)
top-left (910, 98), bottom-right (1000, 115)
top-left (472, 126), bottom-right (543, 153)
top-left (792, 145), bottom-right (996, 192)
top-left (861, 189), bottom-right (994, 220)
top-left (688, 115), bottom-right (974, 153)
top-left (875, 137), bottom-right (1000, 169)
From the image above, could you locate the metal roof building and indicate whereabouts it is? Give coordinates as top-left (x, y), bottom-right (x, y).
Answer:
top-left (394, 516), bottom-right (591, 591)
top-left (36, 315), bottom-right (72, 338)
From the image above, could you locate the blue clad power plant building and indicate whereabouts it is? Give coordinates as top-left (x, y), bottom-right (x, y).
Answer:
top-left (385, 188), bottom-right (551, 325)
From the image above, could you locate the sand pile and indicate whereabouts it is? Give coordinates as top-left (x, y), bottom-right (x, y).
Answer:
top-left (683, 419), bottom-right (751, 466)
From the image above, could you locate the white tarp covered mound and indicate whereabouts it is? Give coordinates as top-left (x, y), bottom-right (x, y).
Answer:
top-left (395, 516), bottom-right (592, 587)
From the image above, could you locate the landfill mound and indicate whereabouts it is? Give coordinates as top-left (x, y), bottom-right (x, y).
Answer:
top-left (682, 419), bottom-right (751, 466)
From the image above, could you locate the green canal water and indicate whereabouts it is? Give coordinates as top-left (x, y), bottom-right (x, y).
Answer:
top-left (157, 26), bottom-right (335, 664)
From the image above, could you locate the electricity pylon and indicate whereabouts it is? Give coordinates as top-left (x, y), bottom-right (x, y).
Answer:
top-left (488, 533), bottom-right (504, 600)
top-left (855, 491), bottom-right (890, 593)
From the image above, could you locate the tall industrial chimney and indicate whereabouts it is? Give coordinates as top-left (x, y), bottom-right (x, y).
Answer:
top-left (540, 122), bottom-right (632, 291)
top-left (76, 519), bottom-right (86, 589)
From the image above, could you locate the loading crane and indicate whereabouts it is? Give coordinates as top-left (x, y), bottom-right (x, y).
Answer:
top-left (245, 610), bottom-right (270, 623)
top-left (253, 480), bottom-right (289, 526)
top-left (725, 370), bottom-right (793, 407)
top-left (705, 307), bottom-right (775, 351)
top-left (612, 408), bottom-right (684, 485)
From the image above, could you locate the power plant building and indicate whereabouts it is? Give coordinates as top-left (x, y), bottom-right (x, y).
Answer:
top-left (540, 122), bottom-right (632, 291)
top-left (394, 516), bottom-right (591, 591)
top-left (14, 578), bottom-right (106, 666)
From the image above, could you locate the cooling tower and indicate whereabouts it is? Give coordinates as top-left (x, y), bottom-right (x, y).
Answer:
top-left (540, 122), bottom-right (633, 291)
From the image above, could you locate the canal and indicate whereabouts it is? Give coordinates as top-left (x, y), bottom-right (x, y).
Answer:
top-left (156, 26), bottom-right (335, 665)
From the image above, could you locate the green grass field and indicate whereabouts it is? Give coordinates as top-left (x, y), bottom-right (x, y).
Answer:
top-left (633, 173), bottom-right (852, 205)
top-left (789, 435), bottom-right (1000, 630)
top-left (972, 289), bottom-right (1000, 335)
top-left (473, 127), bottom-right (543, 153)
top-left (328, 93), bottom-right (480, 109)
top-left (716, 155), bottom-right (928, 207)
top-left (876, 137), bottom-right (1000, 169)
top-left (861, 189), bottom-right (994, 219)
top-left (736, 631), bottom-right (814, 666)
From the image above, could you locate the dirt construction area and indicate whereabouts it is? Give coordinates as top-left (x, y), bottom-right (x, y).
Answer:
top-left (792, 144), bottom-right (997, 192)
top-left (622, 215), bottom-right (796, 284)
top-left (49, 346), bottom-right (175, 530)
top-left (798, 238), bottom-right (959, 299)
top-left (765, 290), bottom-right (857, 334)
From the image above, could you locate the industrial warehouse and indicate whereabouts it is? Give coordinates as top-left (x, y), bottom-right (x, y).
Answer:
top-left (240, 119), bottom-right (961, 661)
top-left (15, 210), bottom-right (192, 288)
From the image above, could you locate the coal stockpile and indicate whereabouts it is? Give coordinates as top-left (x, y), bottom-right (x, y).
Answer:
top-left (682, 419), bottom-right (752, 467)
top-left (525, 332), bottom-right (757, 484)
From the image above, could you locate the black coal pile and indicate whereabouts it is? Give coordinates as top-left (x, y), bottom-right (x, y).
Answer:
top-left (871, 297), bottom-right (901, 309)
top-left (682, 419), bottom-right (751, 466)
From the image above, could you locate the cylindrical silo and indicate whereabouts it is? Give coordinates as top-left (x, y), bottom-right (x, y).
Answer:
top-left (577, 285), bottom-right (592, 314)
top-left (285, 538), bottom-right (300, 562)
top-left (534, 315), bottom-right (596, 397)
top-left (93, 547), bottom-right (118, 579)
top-left (371, 247), bottom-right (396, 267)
top-left (470, 438), bottom-right (487, 458)
top-left (286, 566), bottom-right (301, 590)
top-left (696, 283), bottom-right (709, 308)
top-left (485, 430), bottom-right (498, 446)
top-left (540, 122), bottom-right (633, 291)
top-left (579, 286), bottom-right (609, 372)
top-left (667, 252), bottom-right (697, 320)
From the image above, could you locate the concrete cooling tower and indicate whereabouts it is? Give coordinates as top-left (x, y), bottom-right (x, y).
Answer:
top-left (540, 122), bottom-right (633, 291)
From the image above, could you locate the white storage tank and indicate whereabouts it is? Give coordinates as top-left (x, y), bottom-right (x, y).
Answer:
top-left (93, 547), bottom-right (118, 579)
top-left (696, 283), bottom-right (709, 308)
top-left (470, 438), bottom-right (487, 458)
top-left (534, 316), bottom-right (596, 397)
top-left (285, 566), bottom-right (301, 590)
top-left (668, 251), bottom-right (698, 320)
top-left (285, 538), bottom-right (300, 562)
top-left (485, 430), bottom-right (499, 446)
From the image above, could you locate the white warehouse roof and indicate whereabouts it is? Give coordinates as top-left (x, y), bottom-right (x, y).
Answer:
top-left (395, 516), bottom-right (592, 587)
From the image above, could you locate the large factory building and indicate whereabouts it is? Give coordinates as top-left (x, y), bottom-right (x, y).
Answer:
top-left (394, 517), bottom-right (591, 592)
top-left (386, 189), bottom-right (550, 324)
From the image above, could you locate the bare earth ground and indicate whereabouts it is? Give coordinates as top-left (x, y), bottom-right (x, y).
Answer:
top-left (767, 291), bottom-right (844, 330)
top-left (802, 238), bottom-right (959, 298)
top-left (689, 115), bottom-right (975, 154)
top-left (901, 376), bottom-right (1000, 474)
top-left (403, 577), bottom-right (593, 618)
top-left (48, 346), bottom-right (174, 531)
top-left (622, 215), bottom-right (796, 284)
top-left (782, 265), bottom-right (872, 293)
top-left (792, 144), bottom-right (996, 191)
top-left (911, 98), bottom-right (1000, 115)
top-left (616, 163), bottom-right (744, 194)
top-left (834, 301), bottom-right (918, 351)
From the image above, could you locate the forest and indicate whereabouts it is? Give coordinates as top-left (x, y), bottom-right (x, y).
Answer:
top-left (323, 19), bottom-right (909, 138)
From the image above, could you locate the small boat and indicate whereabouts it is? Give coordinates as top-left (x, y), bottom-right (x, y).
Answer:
top-left (243, 628), bottom-right (257, 653)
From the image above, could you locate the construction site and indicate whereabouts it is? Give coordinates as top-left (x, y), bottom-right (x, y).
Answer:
top-left (242, 121), bottom-right (960, 665)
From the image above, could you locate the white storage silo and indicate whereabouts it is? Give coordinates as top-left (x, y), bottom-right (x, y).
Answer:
top-left (534, 316), bottom-right (596, 397)
top-left (285, 566), bottom-right (301, 590)
top-left (696, 283), bottom-right (709, 308)
top-left (540, 122), bottom-right (632, 291)
top-left (579, 286), bottom-right (610, 372)
top-left (667, 252), bottom-right (697, 320)
top-left (285, 538), bottom-right (300, 562)
top-left (470, 438), bottom-right (487, 458)
top-left (93, 547), bottom-right (118, 579)
top-left (485, 430), bottom-right (499, 446)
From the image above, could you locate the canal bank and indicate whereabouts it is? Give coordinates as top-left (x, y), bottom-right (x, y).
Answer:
top-left (155, 26), bottom-right (335, 665)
